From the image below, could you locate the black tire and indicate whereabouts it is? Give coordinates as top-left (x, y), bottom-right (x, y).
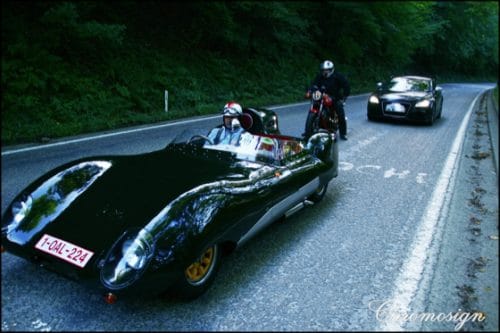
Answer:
top-left (437, 100), bottom-right (443, 119)
top-left (367, 113), bottom-right (380, 122)
top-left (425, 110), bottom-right (435, 126)
top-left (173, 244), bottom-right (221, 300)
top-left (305, 112), bottom-right (319, 139)
top-left (308, 183), bottom-right (328, 203)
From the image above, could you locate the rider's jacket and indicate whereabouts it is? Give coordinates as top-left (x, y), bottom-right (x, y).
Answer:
top-left (310, 71), bottom-right (350, 102)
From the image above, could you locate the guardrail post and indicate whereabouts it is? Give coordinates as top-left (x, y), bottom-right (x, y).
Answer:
top-left (164, 90), bottom-right (169, 113)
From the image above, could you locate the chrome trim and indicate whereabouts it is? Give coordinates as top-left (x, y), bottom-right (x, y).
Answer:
top-left (236, 177), bottom-right (320, 246)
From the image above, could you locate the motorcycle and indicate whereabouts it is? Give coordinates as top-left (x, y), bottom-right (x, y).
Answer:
top-left (304, 85), bottom-right (339, 139)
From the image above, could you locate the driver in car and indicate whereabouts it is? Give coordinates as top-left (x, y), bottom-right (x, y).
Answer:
top-left (208, 101), bottom-right (251, 146)
top-left (207, 101), bottom-right (280, 163)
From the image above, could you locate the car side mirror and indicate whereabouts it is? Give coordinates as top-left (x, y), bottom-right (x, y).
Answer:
top-left (376, 82), bottom-right (383, 90)
top-left (435, 86), bottom-right (442, 91)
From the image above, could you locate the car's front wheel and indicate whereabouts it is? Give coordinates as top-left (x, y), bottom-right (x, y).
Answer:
top-left (437, 99), bottom-right (443, 119)
top-left (174, 244), bottom-right (221, 299)
top-left (367, 112), bottom-right (380, 122)
top-left (425, 109), bottom-right (435, 126)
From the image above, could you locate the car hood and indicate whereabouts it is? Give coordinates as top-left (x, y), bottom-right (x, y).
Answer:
top-left (378, 91), bottom-right (430, 101)
top-left (2, 143), bottom-right (258, 259)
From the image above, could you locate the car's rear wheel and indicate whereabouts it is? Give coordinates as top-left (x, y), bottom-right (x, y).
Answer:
top-left (174, 244), bottom-right (221, 299)
top-left (308, 183), bottom-right (328, 203)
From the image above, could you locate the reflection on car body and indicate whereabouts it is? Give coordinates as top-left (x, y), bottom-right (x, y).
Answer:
top-left (1, 108), bottom-right (338, 302)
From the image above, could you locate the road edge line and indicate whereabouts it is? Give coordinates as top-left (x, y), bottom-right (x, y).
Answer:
top-left (377, 91), bottom-right (483, 331)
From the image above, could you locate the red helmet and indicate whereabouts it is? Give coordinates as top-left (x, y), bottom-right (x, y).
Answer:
top-left (222, 102), bottom-right (242, 116)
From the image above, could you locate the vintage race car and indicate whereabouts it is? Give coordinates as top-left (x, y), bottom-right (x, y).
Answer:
top-left (1, 108), bottom-right (338, 302)
top-left (367, 75), bottom-right (444, 125)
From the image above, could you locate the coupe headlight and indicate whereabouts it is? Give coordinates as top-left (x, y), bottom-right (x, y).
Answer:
top-left (11, 195), bottom-right (33, 224)
top-left (101, 229), bottom-right (154, 289)
top-left (369, 96), bottom-right (379, 104)
top-left (415, 99), bottom-right (431, 108)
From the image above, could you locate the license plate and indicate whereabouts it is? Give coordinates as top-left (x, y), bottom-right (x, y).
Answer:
top-left (385, 103), bottom-right (405, 112)
top-left (35, 234), bottom-right (94, 268)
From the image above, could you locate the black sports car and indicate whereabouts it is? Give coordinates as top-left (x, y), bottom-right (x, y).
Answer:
top-left (1, 108), bottom-right (338, 302)
top-left (367, 76), bottom-right (443, 125)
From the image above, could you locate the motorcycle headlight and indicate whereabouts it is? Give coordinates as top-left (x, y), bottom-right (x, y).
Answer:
top-left (369, 95), bottom-right (379, 104)
top-left (415, 99), bottom-right (431, 108)
top-left (100, 230), bottom-right (154, 290)
top-left (312, 91), bottom-right (322, 101)
top-left (11, 195), bottom-right (33, 224)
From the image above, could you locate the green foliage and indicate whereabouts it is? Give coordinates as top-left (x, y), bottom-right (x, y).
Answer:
top-left (418, 1), bottom-right (499, 74)
top-left (38, 2), bottom-right (125, 67)
top-left (1, 1), bottom-right (498, 145)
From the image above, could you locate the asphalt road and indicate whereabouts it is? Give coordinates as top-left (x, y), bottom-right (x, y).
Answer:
top-left (1, 83), bottom-right (498, 331)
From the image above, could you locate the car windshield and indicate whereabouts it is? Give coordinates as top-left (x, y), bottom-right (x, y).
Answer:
top-left (203, 133), bottom-right (305, 166)
top-left (387, 77), bottom-right (430, 92)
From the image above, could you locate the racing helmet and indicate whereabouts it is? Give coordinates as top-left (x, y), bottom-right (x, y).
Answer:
top-left (222, 101), bottom-right (242, 117)
top-left (320, 60), bottom-right (335, 78)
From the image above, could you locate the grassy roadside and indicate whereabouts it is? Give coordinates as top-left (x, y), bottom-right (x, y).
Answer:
top-left (1, 44), bottom-right (497, 146)
top-left (0, 47), bottom-right (377, 146)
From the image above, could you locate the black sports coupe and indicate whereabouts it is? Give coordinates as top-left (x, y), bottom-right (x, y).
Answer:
top-left (367, 75), bottom-right (443, 125)
top-left (1, 108), bottom-right (338, 302)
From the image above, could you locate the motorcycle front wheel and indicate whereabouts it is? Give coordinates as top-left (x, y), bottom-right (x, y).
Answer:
top-left (305, 112), bottom-right (319, 139)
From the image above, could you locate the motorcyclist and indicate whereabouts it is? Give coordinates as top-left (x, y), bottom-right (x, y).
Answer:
top-left (307, 60), bottom-right (350, 140)
top-left (207, 101), bottom-right (248, 145)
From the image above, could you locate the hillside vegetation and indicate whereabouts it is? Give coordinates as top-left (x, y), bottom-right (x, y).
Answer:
top-left (1, 1), bottom-right (498, 145)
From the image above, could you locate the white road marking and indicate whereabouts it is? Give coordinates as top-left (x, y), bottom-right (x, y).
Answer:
top-left (378, 92), bottom-right (481, 331)
top-left (340, 162), bottom-right (428, 183)
top-left (339, 161), bottom-right (354, 171)
top-left (383, 168), bottom-right (410, 179)
top-left (1, 115), bottom-right (220, 156)
top-left (356, 165), bottom-right (382, 175)
top-left (416, 173), bottom-right (428, 184)
top-left (31, 319), bottom-right (51, 331)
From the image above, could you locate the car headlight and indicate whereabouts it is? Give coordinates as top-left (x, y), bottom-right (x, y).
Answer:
top-left (415, 99), bottom-right (431, 108)
top-left (122, 238), bottom-right (150, 270)
top-left (369, 96), bottom-right (379, 104)
top-left (11, 195), bottom-right (33, 224)
top-left (100, 229), bottom-right (154, 290)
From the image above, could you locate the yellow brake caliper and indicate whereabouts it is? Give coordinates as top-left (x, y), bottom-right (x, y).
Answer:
top-left (185, 247), bottom-right (214, 282)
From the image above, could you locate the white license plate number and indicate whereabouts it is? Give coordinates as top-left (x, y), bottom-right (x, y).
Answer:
top-left (35, 234), bottom-right (94, 268)
top-left (385, 103), bottom-right (405, 112)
